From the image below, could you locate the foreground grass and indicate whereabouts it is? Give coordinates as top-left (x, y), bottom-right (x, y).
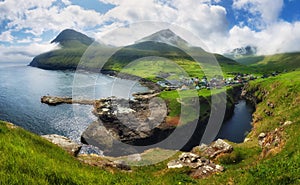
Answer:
top-left (0, 70), bottom-right (299, 184)
top-left (0, 121), bottom-right (197, 185)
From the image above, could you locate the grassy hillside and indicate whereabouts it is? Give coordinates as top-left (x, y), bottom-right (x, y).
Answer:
top-left (1, 70), bottom-right (299, 184)
top-left (236, 52), bottom-right (300, 72)
top-left (0, 121), bottom-right (195, 185)
top-left (199, 70), bottom-right (300, 184)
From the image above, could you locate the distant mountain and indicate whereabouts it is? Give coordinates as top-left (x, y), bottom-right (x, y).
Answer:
top-left (29, 28), bottom-right (248, 74)
top-left (51, 29), bottom-right (94, 47)
top-left (225, 45), bottom-right (257, 59)
top-left (136, 29), bottom-right (189, 48)
top-left (103, 40), bottom-right (194, 70)
top-left (29, 29), bottom-right (94, 70)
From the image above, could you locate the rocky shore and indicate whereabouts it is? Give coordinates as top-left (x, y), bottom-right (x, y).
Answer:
top-left (41, 96), bottom-right (94, 105)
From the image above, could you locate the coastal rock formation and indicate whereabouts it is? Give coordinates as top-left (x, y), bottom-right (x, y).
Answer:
top-left (41, 96), bottom-right (94, 105)
top-left (81, 92), bottom-right (173, 156)
top-left (42, 134), bottom-right (82, 156)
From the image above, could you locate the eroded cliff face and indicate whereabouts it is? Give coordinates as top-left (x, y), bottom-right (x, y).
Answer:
top-left (81, 93), bottom-right (176, 156)
top-left (81, 87), bottom-right (240, 156)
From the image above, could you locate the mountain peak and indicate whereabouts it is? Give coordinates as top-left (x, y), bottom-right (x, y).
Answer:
top-left (136, 28), bottom-right (189, 47)
top-left (51, 29), bottom-right (94, 46)
top-left (225, 45), bottom-right (257, 59)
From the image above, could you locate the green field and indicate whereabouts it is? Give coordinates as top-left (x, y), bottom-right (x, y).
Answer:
top-left (236, 52), bottom-right (300, 73)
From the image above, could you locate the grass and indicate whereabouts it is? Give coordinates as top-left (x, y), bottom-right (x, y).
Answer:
top-left (236, 52), bottom-right (300, 73)
top-left (1, 70), bottom-right (299, 184)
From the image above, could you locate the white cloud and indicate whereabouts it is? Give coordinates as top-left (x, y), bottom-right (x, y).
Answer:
top-left (0, 42), bottom-right (59, 62)
top-left (96, 0), bottom-right (228, 52)
top-left (222, 21), bottom-right (300, 55)
top-left (0, 0), bottom-right (103, 36)
top-left (233, 0), bottom-right (284, 26)
top-left (0, 0), bottom-right (300, 62)
top-left (0, 31), bottom-right (15, 42)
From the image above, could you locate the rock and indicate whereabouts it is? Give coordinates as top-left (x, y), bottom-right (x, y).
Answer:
top-left (82, 95), bottom-right (174, 156)
top-left (283, 121), bottom-right (293, 126)
top-left (190, 163), bottom-right (224, 179)
top-left (244, 138), bottom-right (251, 143)
top-left (77, 154), bottom-right (131, 171)
top-left (5, 122), bottom-right (18, 129)
top-left (168, 152), bottom-right (217, 169)
top-left (81, 121), bottom-right (137, 156)
top-left (259, 128), bottom-right (284, 157)
top-left (258, 132), bottom-right (267, 146)
top-left (42, 134), bottom-right (82, 156)
top-left (200, 139), bottom-right (233, 158)
top-left (258, 132), bottom-right (266, 139)
top-left (77, 144), bottom-right (104, 156)
top-left (168, 152), bottom-right (224, 179)
top-left (167, 160), bottom-right (184, 169)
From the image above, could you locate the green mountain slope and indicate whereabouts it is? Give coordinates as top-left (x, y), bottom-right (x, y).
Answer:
top-left (29, 29), bottom-right (93, 70)
top-left (51, 29), bottom-right (94, 47)
top-left (236, 52), bottom-right (300, 72)
top-left (29, 29), bottom-right (253, 76)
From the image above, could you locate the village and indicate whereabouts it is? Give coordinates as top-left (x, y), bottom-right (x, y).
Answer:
top-left (156, 72), bottom-right (280, 91)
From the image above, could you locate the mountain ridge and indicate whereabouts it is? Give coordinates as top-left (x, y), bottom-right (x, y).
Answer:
top-left (51, 29), bottom-right (94, 47)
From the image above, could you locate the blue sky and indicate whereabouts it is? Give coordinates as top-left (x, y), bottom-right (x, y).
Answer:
top-left (0, 0), bottom-right (300, 62)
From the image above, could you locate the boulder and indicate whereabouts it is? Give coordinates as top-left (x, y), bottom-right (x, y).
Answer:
top-left (194, 139), bottom-right (233, 158)
top-left (81, 120), bottom-right (141, 156)
top-left (167, 152), bottom-right (224, 179)
top-left (190, 164), bottom-right (224, 179)
top-left (258, 132), bottom-right (266, 139)
top-left (77, 144), bottom-right (104, 156)
top-left (258, 132), bottom-right (267, 146)
top-left (42, 134), bottom-right (82, 156)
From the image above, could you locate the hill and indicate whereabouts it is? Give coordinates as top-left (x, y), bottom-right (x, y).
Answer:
top-left (29, 29), bottom-right (94, 70)
top-left (51, 29), bottom-right (94, 47)
top-left (236, 52), bottom-right (300, 72)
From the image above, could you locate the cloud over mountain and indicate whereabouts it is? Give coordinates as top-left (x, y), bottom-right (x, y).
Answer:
top-left (0, 0), bottom-right (300, 61)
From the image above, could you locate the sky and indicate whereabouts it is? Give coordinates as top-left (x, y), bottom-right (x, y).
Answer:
top-left (1, 0), bottom-right (300, 62)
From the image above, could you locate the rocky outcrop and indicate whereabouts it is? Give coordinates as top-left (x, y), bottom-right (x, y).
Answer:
top-left (41, 96), bottom-right (94, 106)
top-left (81, 94), bottom-right (174, 156)
top-left (167, 152), bottom-right (224, 179)
top-left (192, 139), bottom-right (233, 159)
top-left (258, 120), bottom-right (294, 158)
top-left (42, 134), bottom-right (82, 156)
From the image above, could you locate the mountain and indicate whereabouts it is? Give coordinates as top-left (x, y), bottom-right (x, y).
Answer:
top-left (103, 40), bottom-right (194, 70)
top-left (29, 28), bottom-right (249, 75)
top-left (29, 29), bottom-right (94, 70)
top-left (136, 29), bottom-right (190, 48)
top-left (225, 45), bottom-right (257, 59)
top-left (51, 29), bottom-right (94, 47)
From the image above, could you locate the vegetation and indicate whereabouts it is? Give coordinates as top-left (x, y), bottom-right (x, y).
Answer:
top-left (21, 29), bottom-right (300, 184)
top-left (236, 52), bottom-right (300, 72)
top-left (1, 70), bottom-right (299, 184)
